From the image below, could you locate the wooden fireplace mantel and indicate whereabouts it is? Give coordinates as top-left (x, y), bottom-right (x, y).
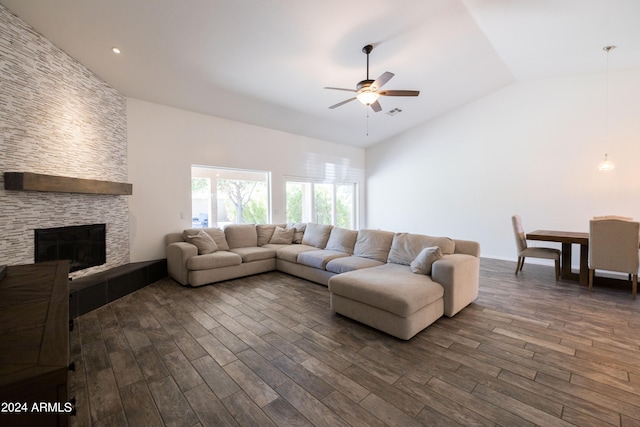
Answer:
top-left (3, 172), bottom-right (132, 195)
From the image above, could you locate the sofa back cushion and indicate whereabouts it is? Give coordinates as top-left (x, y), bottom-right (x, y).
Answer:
top-left (183, 228), bottom-right (230, 251)
top-left (353, 229), bottom-right (395, 262)
top-left (388, 233), bottom-right (455, 265)
top-left (325, 227), bottom-right (358, 254)
top-left (224, 224), bottom-right (258, 249)
top-left (301, 223), bottom-right (333, 249)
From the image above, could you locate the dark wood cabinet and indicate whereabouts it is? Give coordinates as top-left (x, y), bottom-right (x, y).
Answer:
top-left (0, 261), bottom-right (71, 427)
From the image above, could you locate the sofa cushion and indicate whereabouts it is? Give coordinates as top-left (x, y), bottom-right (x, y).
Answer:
top-left (287, 222), bottom-right (306, 244)
top-left (325, 228), bottom-right (358, 254)
top-left (269, 226), bottom-right (295, 244)
top-left (225, 224), bottom-right (258, 249)
top-left (352, 229), bottom-right (395, 263)
top-left (276, 244), bottom-right (318, 263)
top-left (187, 251), bottom-right (242, 270)
top-left (183, 230), bottom-right (218, 255)
top-left (257, 224), bottom-right (286, 246)
top-left (262, 243), bottom-right (292, 251)
top-left (297, 250), bottom-right (350, 270)
top-left (328, 263), bottom-right (444, 317)
top-left (302, 223), bottom-right (333, 248)
top-left (325, 256), bottom-right (385, 274)
top-left (410, 246), bottom-right (442, 275)
top-left (230, 247), bottom-right (277, 263)
top-left (388, 233), bottom-right (455, 265)
top-left (183, 228), bottom-right (230, 251)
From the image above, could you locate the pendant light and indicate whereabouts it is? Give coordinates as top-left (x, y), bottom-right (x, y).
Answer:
top-left (598, 46), bottom-right (616, 171)
top-left (598, 153), bottom-right (614, 171)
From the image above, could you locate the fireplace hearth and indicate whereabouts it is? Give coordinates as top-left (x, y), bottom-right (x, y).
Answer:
top-left (35, 224), bottom-right (106, 272)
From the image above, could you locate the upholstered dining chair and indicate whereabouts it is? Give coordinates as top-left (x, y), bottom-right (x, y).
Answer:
top-left (511, 215), bottom-right (561, 280)
top-left (588, 217), bottom-right (639, 299)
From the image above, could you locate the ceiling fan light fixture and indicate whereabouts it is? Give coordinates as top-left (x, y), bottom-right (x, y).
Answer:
top-left (356, 90), bottom-right (379, 105)
top-left (325, 44), bottom-right (418, 112)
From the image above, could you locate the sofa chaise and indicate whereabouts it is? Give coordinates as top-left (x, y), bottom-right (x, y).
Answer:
top-left (166, 223), bottom-right (480, 339)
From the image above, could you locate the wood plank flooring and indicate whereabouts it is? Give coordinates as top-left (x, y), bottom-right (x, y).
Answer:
top-left (68, 259), bottom-right (640, 426)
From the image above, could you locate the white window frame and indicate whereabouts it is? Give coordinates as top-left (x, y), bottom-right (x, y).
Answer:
top-left (284, 177), bottom-right (358, 229)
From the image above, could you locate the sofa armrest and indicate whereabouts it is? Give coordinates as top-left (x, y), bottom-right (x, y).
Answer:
top-left (167, 242), bottom-right (197, 285)
top-left (431, 254), bottom-right (479, 317)
top-left (166, 232), bottom-right (185, 245)
top-left (453, 239), bottom-right (481, 257)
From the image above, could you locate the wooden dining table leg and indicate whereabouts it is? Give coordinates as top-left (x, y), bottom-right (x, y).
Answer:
top-left (579, 243), bottom-right (589, 286)
top-left (561, 242), bottom-right (572, 279)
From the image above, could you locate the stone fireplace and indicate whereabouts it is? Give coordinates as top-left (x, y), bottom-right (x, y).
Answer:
top-left (0, 6), bottom-right (129, 278)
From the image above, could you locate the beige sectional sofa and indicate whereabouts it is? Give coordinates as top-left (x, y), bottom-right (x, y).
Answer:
top-left (166, 223), bottom-right (480, 340)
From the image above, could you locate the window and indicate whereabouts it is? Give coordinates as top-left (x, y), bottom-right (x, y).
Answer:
top-left (285, 179), bottom-right (357, 229)
top-left (192, 166), bottom-right (270, 228)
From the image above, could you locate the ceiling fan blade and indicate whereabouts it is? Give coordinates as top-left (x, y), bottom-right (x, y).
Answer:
top-left (329, 97), bottom-right (357, 109)
top-left (378, 90), bottom-right (420, 97)
top-left (324, 87), bottom-right (357, 92)
top-left (370, 100), bottom-right (382, 112)
top-left (371, 72), bottom-right (394, 91)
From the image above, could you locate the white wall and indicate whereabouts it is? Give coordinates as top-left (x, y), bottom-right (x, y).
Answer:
top-left (366, 69), bottom-right (640, 265)
top-left (127, 98), bottom-right (365, 262)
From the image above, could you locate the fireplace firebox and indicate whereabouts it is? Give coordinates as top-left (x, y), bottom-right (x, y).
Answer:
top-left (35, 224), bottom-right (106, 272)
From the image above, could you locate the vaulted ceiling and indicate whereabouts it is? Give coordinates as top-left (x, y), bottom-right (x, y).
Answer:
top-left (2, 0), bottom-right (639, 147)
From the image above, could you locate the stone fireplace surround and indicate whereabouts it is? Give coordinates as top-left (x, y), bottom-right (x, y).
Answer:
top-left (0, 6), bottom-right (171, 317)
top-left (0, 5), bottom-right (130, 279)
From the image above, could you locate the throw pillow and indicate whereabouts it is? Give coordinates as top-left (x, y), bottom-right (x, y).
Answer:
top-left (183, 227), bottom-right (230, 251)
top-left (257, 224), bottom-right (285, 246)
top-left (184, 230), bottom-right (218, 255)
top-left (269, 226), bottom-right (295, 244)
top-left (388, 233), bottom-right (455, 265)
top-left (410, 246), bottom-right (442, 275)
top-left (287, 222), bottom-right (306, 244)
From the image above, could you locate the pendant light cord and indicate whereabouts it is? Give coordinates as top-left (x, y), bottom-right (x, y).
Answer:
top-left (603, 46), bottom-right (616, 152)
top-left (605, 47), bottom-right (610, 147)
top-left (598, 46), bottom-right (616, 171)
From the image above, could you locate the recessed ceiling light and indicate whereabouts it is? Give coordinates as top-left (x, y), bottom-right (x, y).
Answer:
top-left (112, 47), bottom-right (121, 54)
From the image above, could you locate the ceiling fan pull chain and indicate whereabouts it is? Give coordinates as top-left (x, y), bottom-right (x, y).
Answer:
top-left (366, 110), bottom-right (370, 136)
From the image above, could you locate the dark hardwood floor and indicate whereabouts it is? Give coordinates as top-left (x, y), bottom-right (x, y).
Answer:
top-left (68, 258), bottom-right (640, 426)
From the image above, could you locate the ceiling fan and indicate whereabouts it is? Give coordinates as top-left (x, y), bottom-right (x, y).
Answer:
top-left (325, 44), bottom-right (420, 112)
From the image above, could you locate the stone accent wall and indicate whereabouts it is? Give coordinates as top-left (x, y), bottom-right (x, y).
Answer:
top-left (0, 5), bottom-right (129, 278)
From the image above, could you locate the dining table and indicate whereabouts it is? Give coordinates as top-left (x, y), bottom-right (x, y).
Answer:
top-left (525, 230), bottom-right (589, 285)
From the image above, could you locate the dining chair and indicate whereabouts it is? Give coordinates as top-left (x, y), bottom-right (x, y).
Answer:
top-left (511, 215), bottom-right (561, 280)
top-left (588, 217), bottom-right (639, 299)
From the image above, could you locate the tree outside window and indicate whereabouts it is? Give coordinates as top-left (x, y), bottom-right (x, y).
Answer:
top-left (192, 166), bottom-right (270, 228)
top-left (218, 178), bottom-right (267, 224)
